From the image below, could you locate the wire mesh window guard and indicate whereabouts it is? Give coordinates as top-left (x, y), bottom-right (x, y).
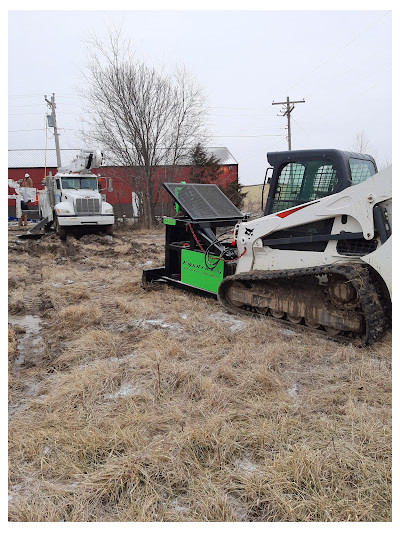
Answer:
top-left (349, 158), bottom-right (376, 185)
top-left (270, 160), bottom-right (338, 214)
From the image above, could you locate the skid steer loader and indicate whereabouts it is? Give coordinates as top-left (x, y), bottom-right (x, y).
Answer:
top-left (143, 149), bottom-right (391, 345)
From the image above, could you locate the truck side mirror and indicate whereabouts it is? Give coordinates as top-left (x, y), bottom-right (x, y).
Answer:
top-left (107, 178), bottom-right (113, 192)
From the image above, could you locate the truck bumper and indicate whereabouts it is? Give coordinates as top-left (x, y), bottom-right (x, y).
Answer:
top-left (58, 215), bottom-right (115, 226)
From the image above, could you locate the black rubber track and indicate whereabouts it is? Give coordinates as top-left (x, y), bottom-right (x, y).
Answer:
top-left (218, 263), bottom-right (390, 346)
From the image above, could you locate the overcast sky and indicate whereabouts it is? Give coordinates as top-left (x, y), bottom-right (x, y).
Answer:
top-left (8, 7), bottom-right (392, 185)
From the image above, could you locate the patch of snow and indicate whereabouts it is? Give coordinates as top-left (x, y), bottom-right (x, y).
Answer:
top-left (26, 381), bottom-right (41, 396)
top-left (105, 382), bottom-right (142, 399)
top-left (235, 456), bottom-right (258, 474)
top-left (107, 353), bottom-right (136, 365)
top-left (131, 318), bottom-right (182, 333)
top-left (289, 383), bottom-right (299, 397)
top-left (170, 498), bottom-right (190, 514)
top-left (281, 328), bottom-right (297, 337)
top-left (227, 495), bottom-right (248, 521)
top-left (210, 312), bottom-right (246, 332)
top-left (138, 260), bottom-right (154, 268)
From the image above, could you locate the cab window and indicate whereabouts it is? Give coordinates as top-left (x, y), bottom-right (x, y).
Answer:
top-left (270, 160), bottom-right (337, 214)
top-left (349, 158), bottom-right (376, 185)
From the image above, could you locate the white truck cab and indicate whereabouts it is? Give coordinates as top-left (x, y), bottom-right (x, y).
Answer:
top-left (38, 150), bottom-right (114, 239)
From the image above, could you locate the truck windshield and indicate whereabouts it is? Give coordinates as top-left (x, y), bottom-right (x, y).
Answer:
top-left (61, 177), bottom-right (98, 190)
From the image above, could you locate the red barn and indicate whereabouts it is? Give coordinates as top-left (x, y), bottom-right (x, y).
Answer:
top-left (8, 148), bottom-right (239, 218)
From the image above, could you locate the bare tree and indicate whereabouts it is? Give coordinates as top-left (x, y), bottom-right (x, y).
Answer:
top-left (353, 131), bottom-right (370, 153)
top-left (80, 27), bottom-right (208, 227)
top-left (352, 131), bottom-right (392, 170)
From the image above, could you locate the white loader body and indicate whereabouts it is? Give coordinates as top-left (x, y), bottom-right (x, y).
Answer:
top-left (234, 165), bottom-right (392, 298)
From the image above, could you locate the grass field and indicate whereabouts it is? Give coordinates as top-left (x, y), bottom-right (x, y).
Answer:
top-left (8, 225), bottom-right (392, 522)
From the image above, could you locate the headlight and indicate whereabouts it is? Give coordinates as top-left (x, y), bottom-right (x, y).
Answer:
top-left (56, 207), bottom-right (72, 215)
top-left (104, 207), bottom-right (113, 214)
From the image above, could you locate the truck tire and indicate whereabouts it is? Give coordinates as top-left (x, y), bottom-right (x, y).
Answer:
top-left (104, 224), bottom-right (114, 236)
top-left (54, 215), bottom-right (67, 241)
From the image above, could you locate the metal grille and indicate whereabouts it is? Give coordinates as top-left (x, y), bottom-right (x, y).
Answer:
top-left (270, 161), bottom-right (337, 214)
top-left (75, 198), bottom-right (100, 214)
top-left (163, 183), bottom-right (243, 221)
top-left (337, 238), bottom-right (378, 256)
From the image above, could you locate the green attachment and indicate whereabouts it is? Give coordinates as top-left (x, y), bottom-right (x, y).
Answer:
top-left (175, 180), bottom-right (186, 214)
top-left (181, 249), bottom-right (224, 294)
top-left (163, 217), bottom-right (176, 226)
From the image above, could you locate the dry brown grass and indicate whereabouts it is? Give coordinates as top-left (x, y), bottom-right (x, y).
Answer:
top-left (8, 227), bottom-right (391, 522)
top-left (8, 326), bottom-right (18, 359)
top-left (56, 303), bottom-right (103, 329)
top-left (8, 287), bottom-right (26, 314)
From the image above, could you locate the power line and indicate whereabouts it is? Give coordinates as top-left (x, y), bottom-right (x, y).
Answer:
top-left (319, 73), bottom-right (392, 121)
top-left (212, 134), bottom-right (285, 138)
top-left (9, 102), bottom-right (82, 109)
top-left (290, 115), bottom-right (314, 143)
top-left (209, 113), bottom-right (277, 118)
top-left (8, 94), bottom-right (44, 99)
top-left (307, 58), bottom-right (392, 110)
top-left (211, 106), bottom-right (274, 111)
top-left (302, 47), bottom-right (391, 102)
top-left (9, 129), bottom-right (46, 133)
top-left (9, 112), bottom-right (78, 116)
top-left (282, 10), bottom-right (391, 96)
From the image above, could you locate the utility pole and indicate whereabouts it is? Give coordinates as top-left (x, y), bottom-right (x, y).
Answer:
top-left (272, 96), bottom-right (305, 150)
top-left (45, 93), bottom-right (62, 168)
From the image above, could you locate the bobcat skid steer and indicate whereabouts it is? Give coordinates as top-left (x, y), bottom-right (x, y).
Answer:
top-left (144, 150), bottom-right (392, 345)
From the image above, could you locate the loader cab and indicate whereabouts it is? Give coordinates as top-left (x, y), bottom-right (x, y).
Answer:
top-left (262, 150), bottom-right (378, 253)
top-left (264, 149), bottom-right (377, 216)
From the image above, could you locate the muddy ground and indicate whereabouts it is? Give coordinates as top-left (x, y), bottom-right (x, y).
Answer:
top-left (8, 224), bottom-right (392, 522)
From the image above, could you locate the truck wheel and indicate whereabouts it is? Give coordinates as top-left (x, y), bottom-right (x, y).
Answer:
top-left (104, 225), bottom-right (114, 236)
top-left (54, 215), bottom-right (67, 241)
top-left (59, 225), bottom-right (67, 241)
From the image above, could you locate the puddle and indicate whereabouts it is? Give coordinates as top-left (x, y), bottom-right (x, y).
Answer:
top-left (8, 314), bottom-right (42, 370)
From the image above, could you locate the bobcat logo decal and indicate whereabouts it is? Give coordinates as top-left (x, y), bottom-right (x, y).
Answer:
top-left (244, 227), bottom-right (254, 237)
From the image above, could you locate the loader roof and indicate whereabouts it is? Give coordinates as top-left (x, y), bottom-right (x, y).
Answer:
top-left (267, 149), bottom-right (377, 170)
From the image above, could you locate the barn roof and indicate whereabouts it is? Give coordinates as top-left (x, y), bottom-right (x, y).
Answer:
top-left (8, 147), bottom-right (238, 169)
top-left (8, 149), bottom-right (76, 168)
top-left (204, 147), bottom-right (238, 166)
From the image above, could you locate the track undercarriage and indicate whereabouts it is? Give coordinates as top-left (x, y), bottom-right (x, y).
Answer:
top-left (218, 263), bottom-right (389, 345)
